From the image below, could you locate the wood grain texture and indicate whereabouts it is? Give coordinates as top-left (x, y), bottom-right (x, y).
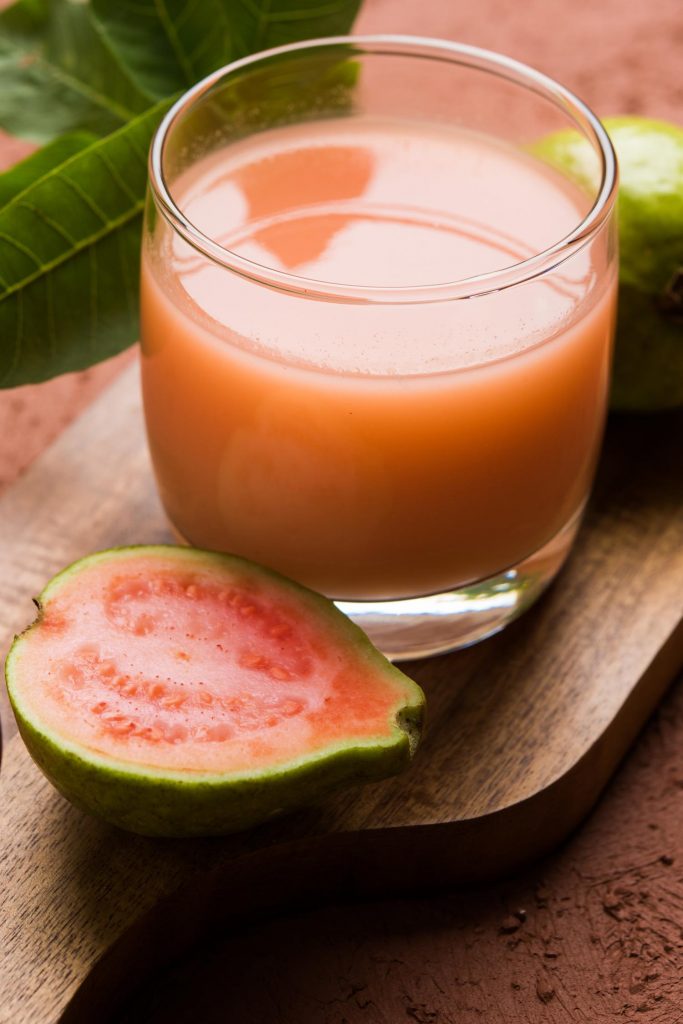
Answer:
top-left (118, 667), bottom-right (683, 1024)
top-left (0, 362), bottom-right (682, 1024)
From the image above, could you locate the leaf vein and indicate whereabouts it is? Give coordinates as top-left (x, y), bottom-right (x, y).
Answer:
top-left (257, 0), bottom-right (273, 48)
top-left (0, 201), bottom-right (144, 303)
top-left (233, 0), bottom-right (262, 19)
top-left (58, 175), bottom-right (111, 226)
top-left (94, 151), bottom-right (139, 205)
top-left (121, 133), bottom-right (149, 166)
top-left (152, 0), bottom-right (195, 84)
top-left (34, 55), bottom-right (136, 126)
top-left (185, 32), bottom-right (216, 66)
top-left (0, 231), bottom-right (42, 269)
top-left (261, 2), bottom-right (353, 23)
top-left (174, 0), bottom-right (204, 30)
top-left (16, 202), bottom-right (79, 246)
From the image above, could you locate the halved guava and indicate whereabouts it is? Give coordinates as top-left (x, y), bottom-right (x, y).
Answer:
top-left (5, 546), bottom-right (425, 837)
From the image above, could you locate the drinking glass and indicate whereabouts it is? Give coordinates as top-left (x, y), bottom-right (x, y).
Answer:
top-left (141, 36), bottom-right (618, 659)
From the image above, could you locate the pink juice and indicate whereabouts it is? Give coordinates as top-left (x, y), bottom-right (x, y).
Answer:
top-left (141, 117), bottom-right (616, 601)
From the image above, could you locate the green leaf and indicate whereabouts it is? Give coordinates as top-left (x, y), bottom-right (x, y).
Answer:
top-left (0, 132), bottom-right (96, 208)
top-left (0, 0), bottom-right (363, 387)
top-left (229, 0), bottom-right (365, 53)
top-left (90, 0), bottom-right (233, 99)
top-left (92, 0), bottom-right (363, 99)
top-left (0, 0), bottom-right (153, 142)
top-left (0, 100), bottom-right (170, 387)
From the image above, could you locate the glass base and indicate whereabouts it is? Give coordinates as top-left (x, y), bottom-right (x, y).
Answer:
top-left (335, 509), bottom-right (583, 661)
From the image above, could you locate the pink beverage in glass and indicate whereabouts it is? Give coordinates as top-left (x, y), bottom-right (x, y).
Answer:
top-left (141, 39), bottom-right (618, 658)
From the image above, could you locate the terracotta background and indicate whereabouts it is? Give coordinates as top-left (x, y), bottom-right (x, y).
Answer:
top-left (2, 0), bottom-right (683, 1019)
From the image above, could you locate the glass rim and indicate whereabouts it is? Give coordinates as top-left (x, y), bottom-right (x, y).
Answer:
top-left (148, 34), bottom-right (618, 305)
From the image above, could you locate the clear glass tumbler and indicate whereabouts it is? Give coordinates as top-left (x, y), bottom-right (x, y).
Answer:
top-left (141, 36), bottom-right (618, 660)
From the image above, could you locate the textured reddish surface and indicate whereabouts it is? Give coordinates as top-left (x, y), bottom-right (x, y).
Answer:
top-left (2, 0), bottom-right (682, 1019)
top-left (123, 684), bottom-right (683, 1022)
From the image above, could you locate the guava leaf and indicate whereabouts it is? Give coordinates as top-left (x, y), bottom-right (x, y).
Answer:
top-left (230, 0), bottom-right (364, 52)
top-left (90, 0), bottom-right (234, 100)
top-left (0, 101), bottom-right (169, 387)
top-left (91, 0), bottom-right (364, 99)
top-left (0, 131), bottom-right (96, 207)
top-left (0, 0), bottom-right (153, 142)
top-left (0, 0), bottom-right (363, 387)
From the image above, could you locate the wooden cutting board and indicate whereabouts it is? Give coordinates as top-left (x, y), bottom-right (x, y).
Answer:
top-left (1, 362), bottom-right (682, 1024)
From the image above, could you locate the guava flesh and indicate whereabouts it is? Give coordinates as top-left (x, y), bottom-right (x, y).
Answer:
top-left (6, 546), bottom-right (424, 837)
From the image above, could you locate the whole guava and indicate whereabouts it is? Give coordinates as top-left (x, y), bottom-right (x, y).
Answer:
top-left (536, 116), bottom-right (683, 411)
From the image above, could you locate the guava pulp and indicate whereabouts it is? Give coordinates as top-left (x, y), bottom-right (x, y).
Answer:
top-left (6, 546), bottom-right (425, 836)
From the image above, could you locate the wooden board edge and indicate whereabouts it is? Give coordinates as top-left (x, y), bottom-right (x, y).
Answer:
top-left (58, 625), bottom-right (683, 1024)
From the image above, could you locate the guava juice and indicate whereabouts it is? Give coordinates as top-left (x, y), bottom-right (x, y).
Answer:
top-left (141, 117), bottom-right (616, 601)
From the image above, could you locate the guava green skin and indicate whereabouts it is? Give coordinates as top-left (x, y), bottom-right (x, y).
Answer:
top-left (612, 283), bottom-right (683, 410)
top-left (534, 116), bottom-right (683, 412)
top-left (11, 708), bottom-right (421, 838)
top-left (5, 546), bottom-right (425, 838)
